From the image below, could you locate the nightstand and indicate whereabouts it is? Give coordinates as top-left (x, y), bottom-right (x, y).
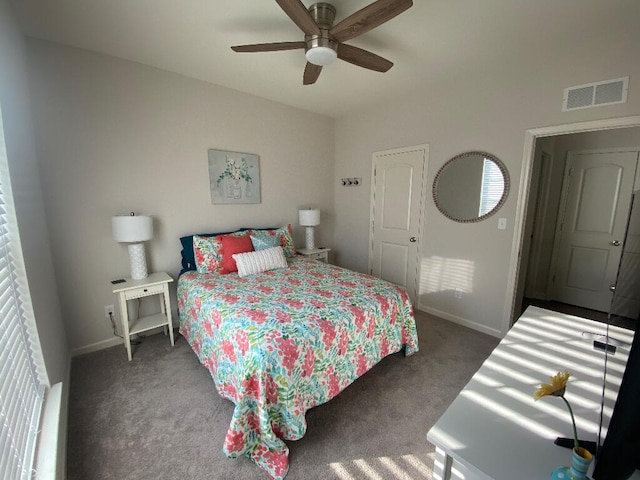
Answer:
top-left (112, 271), bottom-right (174, 361)
top-left (297, 247), bottom-right (331, 263)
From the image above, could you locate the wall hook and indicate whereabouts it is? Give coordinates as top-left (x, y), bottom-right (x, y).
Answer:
top-left (341, 177), bottom-right (362, 187)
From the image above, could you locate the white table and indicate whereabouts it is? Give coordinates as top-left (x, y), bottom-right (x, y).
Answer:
top-left (427, 306), bottom-right (638, 480)
top-left (297, 247), bottom-right (331, 263)
top-left (112, 272), bottom-right (174, 361)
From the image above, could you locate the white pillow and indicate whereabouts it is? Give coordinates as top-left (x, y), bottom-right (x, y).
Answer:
top-left (232, 246), bottom-right (288, 277)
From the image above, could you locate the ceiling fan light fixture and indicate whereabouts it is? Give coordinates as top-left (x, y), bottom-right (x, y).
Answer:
top-left (306, 46), bottom-right (337, 66)
top-left (305, 33), bottom-right (338, 66)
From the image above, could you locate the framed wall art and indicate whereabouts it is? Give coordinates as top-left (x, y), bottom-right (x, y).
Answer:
top-left (208, 149), bottom-right (261, 204)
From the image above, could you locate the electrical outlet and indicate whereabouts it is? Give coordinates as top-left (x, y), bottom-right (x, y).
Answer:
top-left (104, 304), bottom-right (115, 318)
top-left (454, 288), bottom-right (463, 299)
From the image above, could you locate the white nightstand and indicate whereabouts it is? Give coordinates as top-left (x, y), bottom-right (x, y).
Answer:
top-left (297, 247), bottom-right (331, 263)
top-left (112, 271), bottom-right (174, 361)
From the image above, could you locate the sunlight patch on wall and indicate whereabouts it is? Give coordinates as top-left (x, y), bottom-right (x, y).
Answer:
top-left (419, 256), bottom-right (475, 295)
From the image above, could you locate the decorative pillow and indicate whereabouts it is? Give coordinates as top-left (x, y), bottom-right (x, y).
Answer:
top-left (277, 224), bottom-right (297, 258)
top-left (250, 231), bottom-right (282, 251)
top-left (220, 234), bottom-right (254, 273)
top-left (246, 225), bottom-right (296, 257)
top-left (181, 232), bottom-right (228, 274)
top-left (233, 246), bottom-right (288, 277)
top-left (193, 231), bottom-right (247, 274)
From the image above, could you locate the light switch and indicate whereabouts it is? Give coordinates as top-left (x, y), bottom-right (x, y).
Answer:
top-left (498, 218), bottom-right (507, 230)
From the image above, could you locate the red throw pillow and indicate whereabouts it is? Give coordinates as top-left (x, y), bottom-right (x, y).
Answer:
top-left (220, 234), bottom-right (254, 273)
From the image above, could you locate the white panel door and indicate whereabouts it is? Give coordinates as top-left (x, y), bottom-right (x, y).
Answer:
top-left (370, 145), bottom-right (427, 303)
top-left (551, 150), bottom-right (638, 312)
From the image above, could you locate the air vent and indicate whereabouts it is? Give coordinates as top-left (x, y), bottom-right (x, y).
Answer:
top-left (562, 76), bottom-right (628, 111)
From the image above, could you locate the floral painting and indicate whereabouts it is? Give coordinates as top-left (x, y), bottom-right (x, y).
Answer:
top-left (209, 149), bottom-right (261, 204)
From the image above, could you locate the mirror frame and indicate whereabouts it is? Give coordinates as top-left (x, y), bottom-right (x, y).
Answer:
top-left (432, 151), bottom-right (510, 223)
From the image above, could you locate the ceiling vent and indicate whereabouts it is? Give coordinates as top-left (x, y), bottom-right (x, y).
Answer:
top-left (562, 76), bottom-right (628, 112)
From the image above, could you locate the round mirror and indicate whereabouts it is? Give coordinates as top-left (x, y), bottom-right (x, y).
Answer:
top-left (433, 151), bottom-right (510, 223)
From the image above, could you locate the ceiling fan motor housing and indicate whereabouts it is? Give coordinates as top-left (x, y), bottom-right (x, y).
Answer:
top-left (308, 3), bottom-right (336, 28)
top-left (305, 3), bottom-right (338, 65)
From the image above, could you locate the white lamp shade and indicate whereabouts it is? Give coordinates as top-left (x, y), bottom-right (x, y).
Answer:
top-left (112, 215), bottom-right (153, 243)
top-left (299, 209), bottom-right (320, 227)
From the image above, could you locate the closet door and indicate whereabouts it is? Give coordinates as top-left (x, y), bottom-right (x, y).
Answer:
top-left (370, 145), bottom-right (428, 304)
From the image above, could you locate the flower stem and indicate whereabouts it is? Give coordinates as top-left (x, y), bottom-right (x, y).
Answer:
top-left (560, 395), bottom-right (579, 451)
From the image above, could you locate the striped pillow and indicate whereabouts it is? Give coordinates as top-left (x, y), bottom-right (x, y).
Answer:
top-left (232, 246), bottom-right (288, 277)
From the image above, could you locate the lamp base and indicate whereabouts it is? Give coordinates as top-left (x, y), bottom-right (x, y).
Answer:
top-left (128, 243), bottom-right (148, 280)
top-left (305, 226), bottom-right (316, 250)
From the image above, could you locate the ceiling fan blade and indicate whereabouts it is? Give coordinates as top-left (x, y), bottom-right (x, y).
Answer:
top-left (338, 44), bottom-right (393, 72)
top-left (303, 63), bottom-right (322, 85)
top-left (275, 0), bottom-right (321, 36)
top-left (231, 41), bottom-right (306, 53)
top-left (330, 0), bottom-right (413, 43)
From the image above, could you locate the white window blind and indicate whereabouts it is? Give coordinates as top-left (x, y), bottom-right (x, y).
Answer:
top-left (478, 158), bottom-right (504, 217)
top-left (0, 105), bottom-right (46, 479)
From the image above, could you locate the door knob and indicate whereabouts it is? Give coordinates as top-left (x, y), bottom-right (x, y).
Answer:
top-left (610, 240), bottom-right (621, 246)
top-left (610, 284), bottom-right (617, 292)
top-left (409, 237), bottom-right (417, 243)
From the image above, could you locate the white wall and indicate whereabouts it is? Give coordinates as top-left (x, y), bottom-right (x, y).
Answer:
top-left (334, 17), bottom-right (640, 336)
top-left (554, 128), bottom-right (640, 169)
top-left (0, 0), bottom-right (69, 384)
top-left (0, 3), bottom-right (70, 477)
top-left (26, 40), bottom-right (335, 354)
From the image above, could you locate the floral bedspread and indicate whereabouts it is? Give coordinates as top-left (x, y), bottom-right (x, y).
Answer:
top-left (177, 256), bottom-right (418, 479)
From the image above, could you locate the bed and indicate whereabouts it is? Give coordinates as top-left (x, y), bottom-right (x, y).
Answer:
top-left (177, 227), bottom-right (419, 479)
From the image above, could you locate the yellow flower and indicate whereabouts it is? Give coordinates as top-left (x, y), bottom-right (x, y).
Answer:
top-left (534, 370), bottom-right (571, 400)
top-left (534, 371), bottom-right (580, 452)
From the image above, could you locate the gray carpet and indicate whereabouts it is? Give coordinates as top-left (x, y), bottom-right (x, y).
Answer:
top-left (67, 310), bottom-right (499, 479)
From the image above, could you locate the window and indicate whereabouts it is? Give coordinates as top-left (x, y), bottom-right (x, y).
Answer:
top-left (0, 105), bottom-right (46, 479)
top-left (478, 157), bottom-right (505, 217)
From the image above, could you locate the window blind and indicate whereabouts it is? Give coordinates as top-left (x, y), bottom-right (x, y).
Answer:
top-left (478, 158), bottom-right (504, 217)
top-left (0, 106), bottom-right (46, 480)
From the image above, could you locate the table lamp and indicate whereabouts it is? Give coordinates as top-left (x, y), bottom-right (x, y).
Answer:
top-left (112, 212), bottom-right (153, 280)
top-left (299, 209), bottom-right (320, 250)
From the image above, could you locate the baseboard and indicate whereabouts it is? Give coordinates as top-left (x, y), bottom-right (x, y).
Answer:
top-left (416, 304), bottom-right (503, 338)
top-left (71, 325), bottom-right (173, 357)
top-left (71, 336), bottom-right (123, 357)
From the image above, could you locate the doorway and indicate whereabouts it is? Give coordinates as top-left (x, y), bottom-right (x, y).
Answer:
top-left (504, 116), bottom-right (640, 334)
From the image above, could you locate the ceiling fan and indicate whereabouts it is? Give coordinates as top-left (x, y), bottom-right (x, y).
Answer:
top-left (231, 0), bottom-right (413, 85)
